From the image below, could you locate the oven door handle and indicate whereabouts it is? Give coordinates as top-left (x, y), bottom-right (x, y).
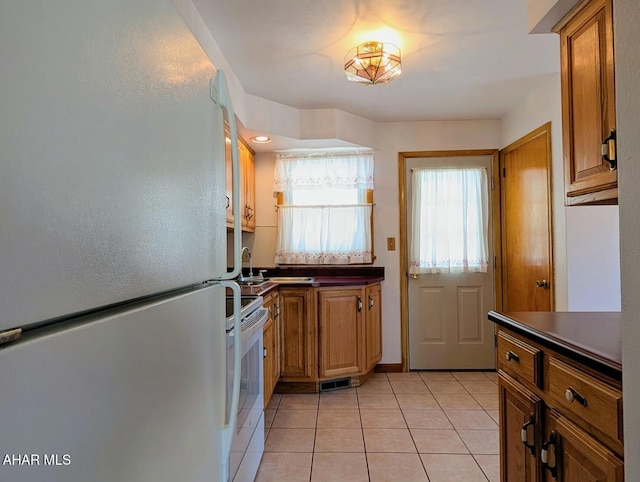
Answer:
top-left (219, 280), bottom-right (241, 482)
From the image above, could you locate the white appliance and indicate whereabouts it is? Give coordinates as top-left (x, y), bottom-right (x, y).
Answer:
top-left (0, 1), bottom-right (252, 481)
top-left (225, 296), bottom-right (268, 481)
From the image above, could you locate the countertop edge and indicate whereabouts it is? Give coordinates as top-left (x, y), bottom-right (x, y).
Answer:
top-left (488, 310), bottom-right (622, 381)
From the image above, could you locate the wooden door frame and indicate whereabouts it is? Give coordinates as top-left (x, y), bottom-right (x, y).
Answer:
top-left (398, 149), bottom-right (501, 372)
top-left (499, 122), bottom-right (555, 312)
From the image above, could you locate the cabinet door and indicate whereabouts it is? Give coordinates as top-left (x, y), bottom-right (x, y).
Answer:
top-left (560, 0), bottom-right (617, 205)
top-left (272, 292), bottom-right (281, 381)
top-left (239, 142), bottom-right (256, 232)
top-left (279, 288), bottom-right (316, 381)
top-left (364, 283), bottom-right (382, 372)
top-left (543, 409), bottom-right (623, 482)
top-left (498, 371), bottom-right (542, 482)
top-left (224, 124), bottom-right (234, 227)
top-left (262, 315), bottom-right (275, 409)
top-left (318, 288), bottom-right (363, 379)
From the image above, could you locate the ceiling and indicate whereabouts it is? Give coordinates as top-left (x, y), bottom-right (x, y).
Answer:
top-left (193, 0), bottom-right (559, 136)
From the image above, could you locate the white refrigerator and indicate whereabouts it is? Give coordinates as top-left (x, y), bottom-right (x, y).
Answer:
top-left (0, 1), bottom-right (245, 481)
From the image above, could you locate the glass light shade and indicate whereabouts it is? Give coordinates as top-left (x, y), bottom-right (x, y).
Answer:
top-left (344, 41), bottom-right (402, 85)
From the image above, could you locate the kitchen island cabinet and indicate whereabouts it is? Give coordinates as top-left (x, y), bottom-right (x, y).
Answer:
top-left (489, 311), bottom-right (623, 482)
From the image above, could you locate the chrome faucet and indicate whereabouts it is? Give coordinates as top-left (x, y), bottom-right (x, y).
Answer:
top-left (241, 246), bottom-right (253, 278)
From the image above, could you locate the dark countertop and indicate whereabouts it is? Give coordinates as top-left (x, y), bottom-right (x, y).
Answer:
top-left (488, 310), bottom-right (622, 380)
top-left (233, 271), bottom-right (385, 297)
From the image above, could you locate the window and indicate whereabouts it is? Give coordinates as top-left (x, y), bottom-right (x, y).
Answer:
top-left (409, 167), bottom-right (489, 274)
top-left (273, 150), bottom-right (374, 264)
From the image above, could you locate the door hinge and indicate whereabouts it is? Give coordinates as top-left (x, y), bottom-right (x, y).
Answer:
top-left (491, 177), bottom-right (495, 190)
top-left (502, 167), bottom-right (506, 177)
top-left (0, 327), bottom-right (22, 347)
top-left (494, 334), bottom-right (498, 347)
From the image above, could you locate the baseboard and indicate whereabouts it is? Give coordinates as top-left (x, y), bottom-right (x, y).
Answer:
top-left (374, 363), bottom-right (403, 373)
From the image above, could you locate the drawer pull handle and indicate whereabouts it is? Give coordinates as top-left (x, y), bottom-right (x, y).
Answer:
top-left (541, 431), bottom-right (557, 479)
top-left (505, 351), bottom-right (520, 363)
top-left (565, 387), bottom-right (588, 407)
top-left (520, 414), bottom-right (535, 455)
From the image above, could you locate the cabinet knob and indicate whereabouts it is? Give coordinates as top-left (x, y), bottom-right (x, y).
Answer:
top-left (505, 351), bottom-right (520, 363)
top-left (565, 387), bottom-right (588, 407)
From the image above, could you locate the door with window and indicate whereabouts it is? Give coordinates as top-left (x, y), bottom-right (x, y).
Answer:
top-left (406, 156), bottom-right (495, 370)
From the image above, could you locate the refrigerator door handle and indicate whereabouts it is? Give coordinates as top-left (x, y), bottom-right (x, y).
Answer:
top-left (219, 280), bottom-right (241, 482)
top-left (210, 70), bottom-right (242, 280)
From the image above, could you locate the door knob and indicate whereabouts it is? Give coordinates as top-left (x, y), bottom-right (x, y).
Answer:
top-left (410, 273), bottom-right (420, 279)
top-left (535, 279), bottom-right (549, 288)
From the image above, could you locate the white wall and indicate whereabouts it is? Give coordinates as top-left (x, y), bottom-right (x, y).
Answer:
top-left (614, 0), bottom-right (640, 479)
top-left (566, 207), bottom-right (621, 310)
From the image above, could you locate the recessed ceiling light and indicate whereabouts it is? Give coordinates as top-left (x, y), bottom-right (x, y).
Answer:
top-left (250, 135), bottom-right (272, 144)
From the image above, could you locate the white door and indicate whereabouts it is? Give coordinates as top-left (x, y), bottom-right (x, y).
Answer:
top-left (406, 156), bottom-right (495, 370)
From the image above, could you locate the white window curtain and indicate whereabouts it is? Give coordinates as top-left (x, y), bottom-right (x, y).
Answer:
top-left (274, 150), bottom-right (374, 265)
top-left (409, 167), bottom-right (489, 274)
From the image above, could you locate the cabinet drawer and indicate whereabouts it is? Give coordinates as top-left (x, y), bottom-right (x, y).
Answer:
top-left (548, 357), bottom-right (622, 442)
top-left (497, 331), bottom-right (542, 388)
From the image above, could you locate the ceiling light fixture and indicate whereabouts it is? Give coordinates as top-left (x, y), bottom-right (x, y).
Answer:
top-left (250, 135), bottom-right (272, 144)
top-left (344, 41), bottom-right (401, 85)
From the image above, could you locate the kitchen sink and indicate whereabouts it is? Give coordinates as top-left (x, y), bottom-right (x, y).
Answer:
top-left (267, 276), bottom-right (315, 284)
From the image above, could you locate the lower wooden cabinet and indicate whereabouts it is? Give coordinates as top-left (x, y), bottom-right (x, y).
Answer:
top-left (499, 372), bottom-right (542, 482)
top-left (318, 288), bottom-right (363, 378)
top-left (543, 409), bottom-right (624, 482)
top-left (496, 327), bottom-right (623, 482)
top-left (278, 288), bottom-right (316, 382)
top-left (275, 282), bottom-right (383, 391)
top-left (364, 283), bottom-right (382, 372)
top-left (263, 291), bottom-right (279, 408)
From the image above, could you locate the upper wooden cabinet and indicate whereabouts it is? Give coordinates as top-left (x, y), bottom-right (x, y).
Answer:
top-left (224, 124), bottom-right (256, 231)
top-left (557, 0), bottom-right (617, 205)
top-left (239, 140), bottom-right (256, 232)
top-left (224, 124), bottom-right (234, 226)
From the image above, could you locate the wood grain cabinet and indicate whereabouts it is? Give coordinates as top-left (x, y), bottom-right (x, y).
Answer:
top-left (239, 140), bottom-right (256, 232)
top-left (557, 0), bottom-right (617, 205)
top-left (364, 283), bottom-right (382, 372)
top-left (276, 282), bottom-right (382, 392)
top-left (224, 125), bottom-right (256, 231)
top-left (318, 288), bottom-right (363, 378)
top-left (278, 288), bottom-right (316, 382)
top-left (496, 327), bottom-right (623, 482)
top-left (263, 291), bottom-right (280, 408)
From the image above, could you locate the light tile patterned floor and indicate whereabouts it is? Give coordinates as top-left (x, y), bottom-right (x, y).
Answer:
top-left (256, 371), bottom-right (499, 482)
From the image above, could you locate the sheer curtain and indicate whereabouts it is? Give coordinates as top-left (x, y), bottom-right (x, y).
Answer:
top-left (273, 150), bottom-right (374, 265)
top-left (409, 168), bottom-right (489, 274)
